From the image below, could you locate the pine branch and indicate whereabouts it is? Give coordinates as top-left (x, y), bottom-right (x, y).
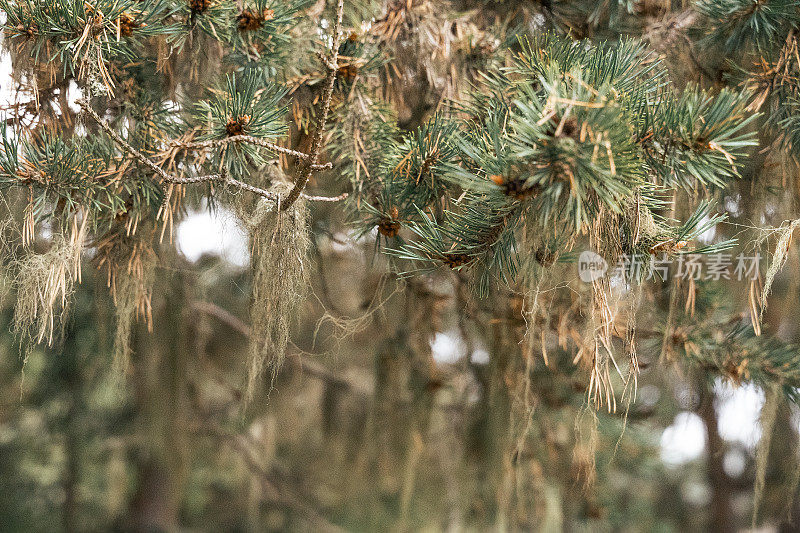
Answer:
top-left (168, 135), bottom-right (332, 170)
top-left (78, 99), bottom-right (226, 185)
top-left (78, 99), bottom-right (346, 203)
top-left (281, 0), bottom-right (345, 210)
top-left (695, 0), bottom-right (800, 53)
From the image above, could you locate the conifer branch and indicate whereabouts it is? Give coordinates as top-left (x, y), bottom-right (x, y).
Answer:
top-left (78, 99), bottom-right (231, 187)
top-left (281, 0), bottom-right (345, 211)
top-left (78, 99), bottom-right (346, 203)
top-left (169, 135), bottom-right (332, 170)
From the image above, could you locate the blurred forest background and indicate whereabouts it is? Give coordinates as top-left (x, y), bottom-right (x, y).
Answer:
top-left (2, 0), bottom-right (800, 532)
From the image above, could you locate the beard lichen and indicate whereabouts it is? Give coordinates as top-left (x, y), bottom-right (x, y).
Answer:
top-left (111, 263), bottom-right (155, 372)
top-left (13, 215), bottom-right (88, 348)
top-left (235, 186), bottom-right (311, 401)
top-left (112, 247), bottom-right (155, 373)
top-left (94, 229), bottom-right (157, 373)
top-left (760, 218), bottom-right (800, 317)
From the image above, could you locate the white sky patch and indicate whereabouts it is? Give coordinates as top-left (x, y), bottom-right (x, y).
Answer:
top-left (471, 347), bottom-right (490, 365)
top-left (661, 382), bottom-right (766, 466)
top-left (715, 380), bottom-right (764, 450)
top-left (176, 205), bottom-right (249, 268)
top-left (723, 449), bottom-right (747, 478)
top-left (0, 47), bottom-right (14, 108)
top-left (66, 80), bottom-right (82, 114)
top-left (430, 331), bottom-right (464, 364)
top-left (661, 411), bottom-right (706, 466)
top-left (724, 194), bottom-right (741, 218)
top-left (327, 231), bottom-right (360, 254)
top-left (430, 330), bottom-right (491, 365)
top-left (697, 214), bottom-right (716, 244)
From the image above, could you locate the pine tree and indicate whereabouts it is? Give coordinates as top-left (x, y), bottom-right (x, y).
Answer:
top-left (2, 0), bottom-right (800, 530)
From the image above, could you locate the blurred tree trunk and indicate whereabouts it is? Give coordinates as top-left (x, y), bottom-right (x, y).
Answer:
top-left (63, 382), bottom-right (80, 532)
top-left (769, 405), bottom-right (800, 532)
top-left (128, 273), bottom-right (190, 532)
top-left (60, 297), bottom-right (88, 533)
top-left (699, 381), bottom-right (733, 533)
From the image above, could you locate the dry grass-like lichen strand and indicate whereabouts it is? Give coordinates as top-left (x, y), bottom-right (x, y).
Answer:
top-left (13, 216), bottom-right (88, 347)
top-left (93, 228), bottom-right (156, 371)
top-left (109, 247), bottom-right (155, 373)
top-left (761, 218), bottom-right (800, 316)
top-left (240, 193), bottom-right (311, 400)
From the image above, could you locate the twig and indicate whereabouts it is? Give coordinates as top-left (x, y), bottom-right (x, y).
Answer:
top-left (169, 135), bottom-right (333, 171)
top-left (78, 99), bottom-right (346, 203)
top-left (78, 99), bottom-right (184, 185)
top-left (191, 300), bottom-right (365, 395)
top-left (226, 176), bottom-right (280, 199)
top-left (281, 0), bottom-right (345, 210)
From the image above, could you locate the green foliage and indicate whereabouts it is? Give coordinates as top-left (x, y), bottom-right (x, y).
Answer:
top-left (329, 100), bottom-right (400, 205)
top-left (359, 34), bottom-right (754, 292)
top-left (644, 86), bottom-right (758, 189)
top-left (679, 320), bottom-right (800, 404)
top-left (0, 125), bottom-right (155, 221)
top-left (230, 0), bottom-right (312, 68)
top-left (192, 69), bottom-right (288, 175)
top-left (777, 96), bottom-right (800, 152)
top-left (695, 0), bottom-right (800, 53)
top-left (0, 0), bottom-right (173, 89)
top-left (671, 201), bottom-right (735, 255)
top-left (510, 33), bottom-right (667, 98)
top-left (382, 114), bottom-right (460, 210)
top-left (176, 0), bottom-right (235, 42)
top-left (509, 70), bottom-right (644, 231)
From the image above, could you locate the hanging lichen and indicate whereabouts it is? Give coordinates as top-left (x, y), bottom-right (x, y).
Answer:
top-left (110, 265), bottom-right (154, 372)
top-left (236, 189), bottom-right (311, 401)
top-left (94, 229), bottom-right (157, 372)
top-left (314, 274), bottom-right (404, 346)
top-left (0, 210), bottom-right (18, 302)
top-left (584, 208), bottom-right (626, 413)
top-left (110, 248), bottom-right (155, 372)
top-left (761, 218), bottom-right (800, 318)
top-left (13, 214), bottom-right (88, 348)
top-left (573, 406), bottom-right (600, 489)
